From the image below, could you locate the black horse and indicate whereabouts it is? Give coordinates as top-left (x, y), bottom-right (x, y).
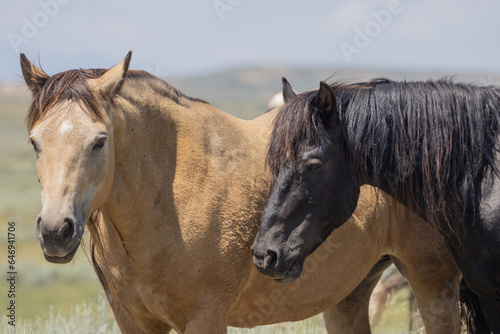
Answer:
top-left (252, 77), bottom-right (500, 333)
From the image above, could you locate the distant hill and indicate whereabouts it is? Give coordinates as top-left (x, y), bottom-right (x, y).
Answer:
top-left (170, 67), bottom-right (340, 119)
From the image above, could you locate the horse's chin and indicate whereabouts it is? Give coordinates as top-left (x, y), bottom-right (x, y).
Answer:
top-left (273, 257), bottom-right (305, 284)
top-left (43, 243), bottom-right (80, 264)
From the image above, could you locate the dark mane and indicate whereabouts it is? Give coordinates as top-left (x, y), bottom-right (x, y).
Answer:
top-left (267, 89), bottom-right (333, 175)
top-left (268, 78), bottom-right (500, 227)
top-left (26, 68), bottom-right (207, 131)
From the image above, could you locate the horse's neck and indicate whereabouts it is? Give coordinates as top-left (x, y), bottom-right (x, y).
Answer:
top-left (356, 134), bottom-right (454, 229)
top-left (100, 94), bottom-right (271, 263)
top-left (360, 155), bottom-right (426, 220)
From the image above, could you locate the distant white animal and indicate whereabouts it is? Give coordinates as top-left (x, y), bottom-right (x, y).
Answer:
top-left (267, 91), bottom-right (284, 111)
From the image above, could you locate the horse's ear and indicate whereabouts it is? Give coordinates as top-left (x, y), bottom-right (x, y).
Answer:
top-left (89, 51), bottom-right (132, 98)
top-left (20, 54), bottom-right (49, 96)
top-left (313, 81), bottom-right (336, 113)
top-left (282, 77), bottom-right (298, 103)
top-left (314, 82), bottom-right (343, 137)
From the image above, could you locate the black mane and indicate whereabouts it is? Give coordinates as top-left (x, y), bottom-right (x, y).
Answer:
top-left (268, 78), bottom-right (500, 227)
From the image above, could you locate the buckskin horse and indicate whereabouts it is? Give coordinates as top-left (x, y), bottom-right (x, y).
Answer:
top-left (252, 77), bottom-right (500, 332)
top-left (22, 53), bottom-right (461, 333)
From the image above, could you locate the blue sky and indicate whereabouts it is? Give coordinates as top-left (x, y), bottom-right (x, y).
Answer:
top-left (1, 0), bottom-right (499, 81)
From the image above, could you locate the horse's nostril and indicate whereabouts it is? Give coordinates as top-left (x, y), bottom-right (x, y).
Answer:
top-left (265, 250), bottom-right (278, 270)
top-left (61, 219), bottom-right (75, 245)
top-left (35, 216), bottom-right (43, 240)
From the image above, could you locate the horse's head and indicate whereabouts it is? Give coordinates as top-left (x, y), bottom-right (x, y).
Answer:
top-left (252, 78), bottom-right (360, 282)
top-left (21, 52), bottom-right (131, 263)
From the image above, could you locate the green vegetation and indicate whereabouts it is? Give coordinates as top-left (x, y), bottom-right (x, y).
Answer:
top-left (0, 286), bottom-right (417, 333)
top-left (1, 295), bottom-right (120, 334)
top-left (0, 94), bottom-right (40, 231)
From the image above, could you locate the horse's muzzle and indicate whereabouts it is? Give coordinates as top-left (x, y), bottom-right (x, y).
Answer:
top-left (251, 245), bottom-right (304, 283)
top-left (35, 214), bottom-right (83, 263)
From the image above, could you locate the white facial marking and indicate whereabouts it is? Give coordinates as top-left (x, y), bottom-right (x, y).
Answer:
top-left (58, 120), bottom-right (73, 134)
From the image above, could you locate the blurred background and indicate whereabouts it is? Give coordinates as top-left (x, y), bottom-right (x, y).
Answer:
top-left (1, 0), bottom-right (499, 332)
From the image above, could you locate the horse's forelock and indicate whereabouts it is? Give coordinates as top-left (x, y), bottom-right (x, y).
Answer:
top-left (26, 69), bottom-right (108, 132)
top-left (25, 68), bottom-right (210, 133)
top-left (267, 90), bottom-right (332, 178)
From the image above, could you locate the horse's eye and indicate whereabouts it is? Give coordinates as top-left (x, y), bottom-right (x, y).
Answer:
top-left (305, 160), bottom-right (323, 172)
top-left (93, 137), bottom-right (107, 150)
top-left (29, 139), bottom-right (39, 153)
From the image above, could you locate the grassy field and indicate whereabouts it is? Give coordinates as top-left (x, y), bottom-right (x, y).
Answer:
top-left (0, 83), bottom-right (418, 333)
top-left (1, 292), bottom-right (417, 334)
